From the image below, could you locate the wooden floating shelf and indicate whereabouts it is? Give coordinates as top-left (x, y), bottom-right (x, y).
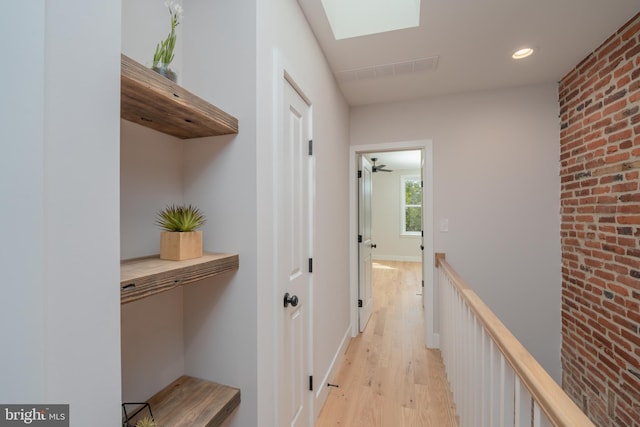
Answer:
top-left (121, 54), bottom-right (238, 139)
top-left (143, 376), bottom-right (240, 427)
top-left (120, 252), bottom-right (239, 305)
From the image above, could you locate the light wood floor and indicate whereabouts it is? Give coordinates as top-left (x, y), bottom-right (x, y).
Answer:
top-left (315, 261), bottom-right (458, 427)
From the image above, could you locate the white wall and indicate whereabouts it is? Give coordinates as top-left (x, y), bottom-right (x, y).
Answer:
top-left (44, 0), bottom-right (122, 415)
top-left (120, 121), bottom-right (184, 259)
top-left (257, 0), bottom-right (351, 424)
top-left (121, 288), bottom-right (185, 402)
top-left (182, 1), bottom-right (258, 427)
top-left (119, 119), bottom-right (187, 407)
top-left (372, 169), bottom-right (422, 261)
top-left (351, 83), bottom-right (562, 381)
top-left (2, 1), bottom-right (46, 403)
top-left (1, 1), bottom-right (122, 424)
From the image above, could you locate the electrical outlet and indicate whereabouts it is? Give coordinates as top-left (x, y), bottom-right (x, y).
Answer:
top-left (440, 219), bottom-right (449, 232)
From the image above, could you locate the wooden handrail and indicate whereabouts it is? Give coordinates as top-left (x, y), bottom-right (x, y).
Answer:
top-left (436, 253), bottom-right (595, 427)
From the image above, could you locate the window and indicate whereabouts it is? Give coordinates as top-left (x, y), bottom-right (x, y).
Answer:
top-left (401, 175), bottom-right (422, 236)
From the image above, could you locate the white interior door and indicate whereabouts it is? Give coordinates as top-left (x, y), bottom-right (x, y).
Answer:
top-left (358, 156), bottom-right (374, 332)
top-left (278, 78), bottom-right (312, 427)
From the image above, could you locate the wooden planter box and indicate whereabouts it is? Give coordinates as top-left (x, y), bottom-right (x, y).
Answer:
top-left (160, 231), bottom-right (203, 261)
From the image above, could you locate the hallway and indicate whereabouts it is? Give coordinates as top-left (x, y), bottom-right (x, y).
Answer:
top-left (315, 261), bottom-right (458, 426)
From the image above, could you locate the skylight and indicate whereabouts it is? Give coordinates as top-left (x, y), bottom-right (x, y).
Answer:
top-left (321, 0), bottom-right (421, 40)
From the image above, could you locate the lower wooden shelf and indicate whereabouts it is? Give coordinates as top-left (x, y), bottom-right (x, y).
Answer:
top-left (131, 376), bottom-right (241, 427)
top-left (120, 252), bottom-right (239, 304)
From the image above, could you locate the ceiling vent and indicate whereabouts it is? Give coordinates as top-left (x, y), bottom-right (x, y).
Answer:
top-left (336, 56), bottom-right (439, 82)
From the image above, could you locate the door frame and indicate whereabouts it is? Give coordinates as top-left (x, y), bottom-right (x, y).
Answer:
top-left (349, 140), bottom-right (438, 348)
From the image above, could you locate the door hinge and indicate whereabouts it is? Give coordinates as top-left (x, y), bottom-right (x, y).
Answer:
top-left (421, 180), bottom-right (424, 188)
top-left (422, 280), bottom-right (424, 288)
top-left (358, 299), bottom-right (363, 308)
top-left (421, 230), bottom-right (424, 237)
top-left (358, 170), bottom-right (362, 178)
top-left (309, 375), bottom-right (313, 391)
top-left (309, 258), bottom-right (313, 273)
top-left (358, 235), bottom-right (362, 243)
top-left (308, 140), bottom-right (313, 156)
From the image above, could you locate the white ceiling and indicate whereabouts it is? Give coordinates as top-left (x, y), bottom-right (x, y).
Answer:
top-left (297, 0), bottom-right (640, 106)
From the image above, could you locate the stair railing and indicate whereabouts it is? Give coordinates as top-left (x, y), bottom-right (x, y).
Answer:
top-left (436, 253), bottom-right (594, 427)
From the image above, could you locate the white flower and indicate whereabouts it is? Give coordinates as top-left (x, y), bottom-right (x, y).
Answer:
top-left (164, 0), bottom-right (182, 19)
top-left (173, 4), bottom-right (183, 17)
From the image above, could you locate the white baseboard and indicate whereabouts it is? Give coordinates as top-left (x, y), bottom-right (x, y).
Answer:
top-left (373, 254), bottom-right (422, 262)
top-left (313, 325), bottom-right (352, 420)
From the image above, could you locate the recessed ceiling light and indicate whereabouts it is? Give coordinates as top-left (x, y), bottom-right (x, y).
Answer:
top-left (512, 48), bottom-right (534, 59)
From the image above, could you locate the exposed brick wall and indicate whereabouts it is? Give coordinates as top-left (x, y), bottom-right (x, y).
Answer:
top-left (560, 12), bottom-right (640, 427)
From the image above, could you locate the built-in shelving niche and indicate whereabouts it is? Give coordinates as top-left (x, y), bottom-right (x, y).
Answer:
top-left (120, 54), bottom-right (240, 426)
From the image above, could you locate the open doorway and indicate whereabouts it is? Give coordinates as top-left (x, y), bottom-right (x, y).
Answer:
top-left (350, 141), bottom-right (437, 349)
top-left (368, 151), bottom-right (424, 264)
top-left (358, 150), bottom-right (423, 332)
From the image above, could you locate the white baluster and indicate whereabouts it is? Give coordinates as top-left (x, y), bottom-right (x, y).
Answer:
top-left (515, 376), bottom-right (532, 427)
top-left (481, 328), bottom-right (491, 427)
top-left (472, 315), bottom-right (479, 424)
top-left (533, 401), bottom-right (553, 427)
top-left (462, 303), bottom-right (469, 425)
top-left (491, 334), bottom-right (499, 427)
top-left (457, 296), bottom-right (463, 425)
top-left (504, 358), bottom-right (516, 427)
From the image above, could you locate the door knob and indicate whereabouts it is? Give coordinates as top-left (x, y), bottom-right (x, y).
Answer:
top-left (420, 245), bottom-right (424, 251)
top-left (371, 243), bottom-right (377, 248)
top-left (284, 292), bottom-right (299, 308)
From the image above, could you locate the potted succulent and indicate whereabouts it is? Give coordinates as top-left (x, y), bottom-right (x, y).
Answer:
top-left (135, 416), bottom-right (158, 427)
top-left (156, 204), bottom-right (206, 261)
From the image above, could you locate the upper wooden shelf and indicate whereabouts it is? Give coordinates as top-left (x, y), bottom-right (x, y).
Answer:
top-left (121, 54), bottom-right (238, 139)
top-left (129, 375), bottom-right (240, 427)
top-left (120, 252), bottom-right (239, 304)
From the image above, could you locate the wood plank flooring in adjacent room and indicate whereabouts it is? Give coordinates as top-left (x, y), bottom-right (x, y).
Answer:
top-left (315, 261), bottom-right (458, 427)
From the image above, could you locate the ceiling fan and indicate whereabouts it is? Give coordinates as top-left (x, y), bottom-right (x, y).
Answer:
top-left (371, 157), bottom-right (392, 173)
